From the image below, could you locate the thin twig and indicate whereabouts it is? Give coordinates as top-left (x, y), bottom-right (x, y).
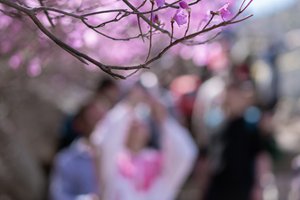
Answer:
top-left (137, 15), bottom-right (145, 42)
top-left (82, 19), bottom-right (151, 41)
top-left (184, 11), bottom-right (191, 37)
top-left (122, 0), bottom-right (172, 37)
top-left (170, 20), bottom-right (174, 44)
top-left (145, 1), bottom-right (154, 61)
top-left (32, 6), bottom-right (84, 19)
top-left (202, 12), bottom-right (216, 30)
top-left (183, 31), bottom-right (221, 46)
top-left (38, 0), bottom-right (55, 27)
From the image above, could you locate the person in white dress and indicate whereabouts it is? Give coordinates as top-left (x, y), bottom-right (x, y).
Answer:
top-left (92, 84), bottom-right (198, 200)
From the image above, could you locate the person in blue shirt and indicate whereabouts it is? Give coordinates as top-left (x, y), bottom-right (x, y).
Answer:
top-left (50, 98), bottom-right (108, 200)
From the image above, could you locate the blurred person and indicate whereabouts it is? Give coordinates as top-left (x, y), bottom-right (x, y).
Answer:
top-left (50, 98), bottom-right (108, 200)
top-left (192, 72), bottom-right (226, 149)
top-left (139, 71), bottom-right (182, 122)
top-left (192, 38), bottom-right (233, 150)
top-left (94, 77), bottom-right (120, 108)
top-left (191, 65), bottom-right (229, 200)
top-left (288, 155), bottom-right (300, 200)
top-left (58, 77), bottom-right (119, 150)
top-left (170, 74), bottom-right (201, 131)
top-left (202, 81), bottom-right (275, 200)
top-left (92, 84), bottom-right (198, 200)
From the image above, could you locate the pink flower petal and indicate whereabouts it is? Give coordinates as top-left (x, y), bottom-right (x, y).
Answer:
top-left (173, 9), bottom-right (188, 26)
top-left (179, 1), bottom-right (189, 9)
top-left (218, 3), bottom-right (231, 20)
top-left (155, 0), bottom-right (165, 7)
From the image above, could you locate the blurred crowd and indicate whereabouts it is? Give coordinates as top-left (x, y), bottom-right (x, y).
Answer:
top-left (2, 23), bottom-right (299, 200)
top-left (2, 1), bottom-right (300, 199)
top-left (46, 41), bottom-right (287, 200)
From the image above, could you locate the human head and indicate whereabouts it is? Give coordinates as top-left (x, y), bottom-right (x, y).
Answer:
top-left (125, 82), bottom-right (149, 106)
top-left (125, 118), bottom-right (151, 154)
top-left (223, 80), bottom-right (255, 118)
top-left (73, 99), bottom-right (108, 138)
top-left (96, 77), bottom-right (119, 107)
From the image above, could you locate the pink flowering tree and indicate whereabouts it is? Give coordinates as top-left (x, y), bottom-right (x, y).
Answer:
top-left (0, 0), bottom-right (253, 79)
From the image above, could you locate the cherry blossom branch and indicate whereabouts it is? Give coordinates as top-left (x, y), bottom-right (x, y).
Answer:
top-left (121, 0), bottom-right (172, 37)
top-left (0, 0), bottom-right (253, 79)
top-left (57, 0), bottom-right (175, 40)
top-left (12, 0), bottom-right (188, 40)
top-left (109, 8), bottom-right (253, 72)
top-left (0, 0), bottom-right (128, 78)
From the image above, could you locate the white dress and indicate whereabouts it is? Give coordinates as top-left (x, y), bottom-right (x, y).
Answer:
top-left (91, 103), bottom-right (198, 200)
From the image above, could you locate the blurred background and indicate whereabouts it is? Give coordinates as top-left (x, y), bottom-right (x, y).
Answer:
top-left (1, 0), bottom-right (300, 200)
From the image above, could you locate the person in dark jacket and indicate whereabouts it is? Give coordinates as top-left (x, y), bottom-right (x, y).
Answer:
top-left (203, 81), bottom-right (275, 200)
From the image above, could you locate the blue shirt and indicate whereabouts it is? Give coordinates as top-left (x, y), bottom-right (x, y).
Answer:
top-left (50, 139), bottom-right (100, 200)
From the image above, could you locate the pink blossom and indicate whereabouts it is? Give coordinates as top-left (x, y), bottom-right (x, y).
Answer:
top-left (155, 0), bottom-right (165, 7)
top-left (173, 9), bottom-right (187, 26)
top-left (150, 14), bottom-right (160, 24)
top-left (179, 1), bottom-right (189, 9)
top-left (218, 3), bottom-right (231, 20)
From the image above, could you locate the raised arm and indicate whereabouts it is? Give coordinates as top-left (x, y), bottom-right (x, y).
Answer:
top-left (158, 116), bottom-right (198, 200)
top-left (91, 103), bottom-right (132, 176)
